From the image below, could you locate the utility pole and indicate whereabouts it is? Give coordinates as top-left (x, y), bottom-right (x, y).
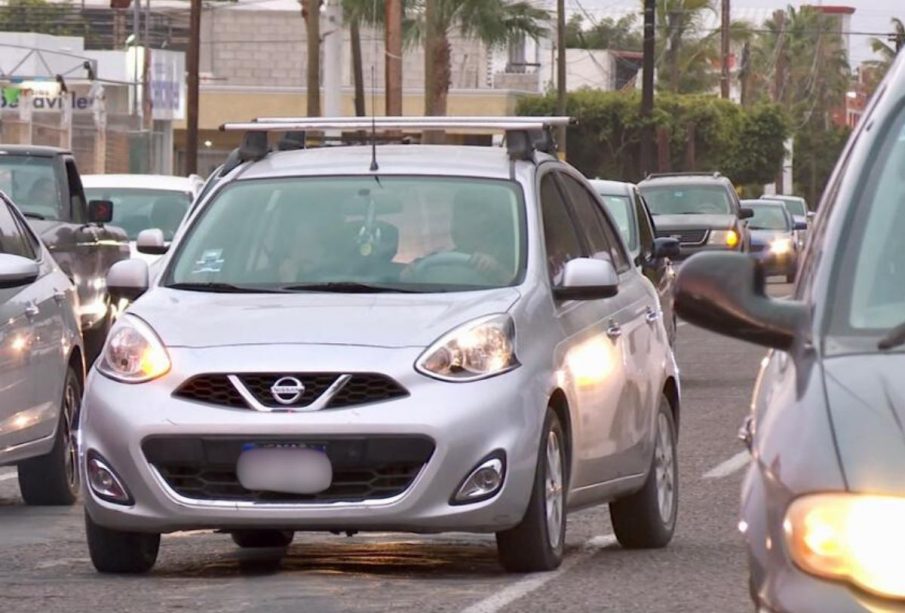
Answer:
top-left (304, 0), bottom-right (321, 118)
top-left (640, 0), bottom-right (655, 176)
top-left (720, 0), bottom-right (730, 99)
top-left (186, 0), bottom-right (201, 175)
top-left (131, 0), bottom-right (140, 116)
top-left (771, 9), bottom-right (787, 194)
top-left (385, 0), bottom-right (403, 117)
top-left (555, 0), bottom-right (566, 157)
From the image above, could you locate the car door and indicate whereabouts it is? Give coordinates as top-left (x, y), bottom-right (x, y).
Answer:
top-left (636, 190), bottom-right (676, 341)
top-left (558, 172), bottom-right (660, 481)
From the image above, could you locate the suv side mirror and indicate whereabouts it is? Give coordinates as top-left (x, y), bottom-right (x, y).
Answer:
top-left (0, 254), bottom-right (39, 288)
top-left (807, 211), bottom-right (816, 222)
top-left (739, 207), bottom-right (754, 220)
top-left (793, 220), bottom-right (807, 231)
top-left (136, 228), bottom-right (168, 255)
top-left (553, 258), bottom-right (619, 301)
top-left (107, 259), bottom-right (149, 302)
top-left (652, 237), bottom-right (680, 260)
top-left (674, 252), bottom-right (807, 350)
top-left (88, 199), bottom-right (114, 224)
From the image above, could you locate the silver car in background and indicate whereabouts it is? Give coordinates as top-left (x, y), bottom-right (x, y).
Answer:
top-left (80, 117), bottom-right (680, 575)
top-left (0, 192), bottom-right (84, 505)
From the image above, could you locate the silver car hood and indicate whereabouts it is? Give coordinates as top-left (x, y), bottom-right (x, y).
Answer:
top-left (823, 354), bottom-right (905, 492)
top-left (131, 287), bottom-right (521, 349)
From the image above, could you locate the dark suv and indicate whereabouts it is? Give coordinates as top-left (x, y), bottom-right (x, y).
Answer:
top-left (0, 145), bottom-right (129, 362)
top-left (637, 172), bottom-right (753, 259)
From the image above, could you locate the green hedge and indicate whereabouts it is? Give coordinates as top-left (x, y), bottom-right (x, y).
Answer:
top-left (517, 90), bottom-right (788, 187)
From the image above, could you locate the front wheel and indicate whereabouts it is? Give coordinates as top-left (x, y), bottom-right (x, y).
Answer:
top-left (496, 409), bottom-right (567, 572)
top-left (610, 396), bottom-right (678, 549)
top-left (85, 512), bottom-right (160, 574)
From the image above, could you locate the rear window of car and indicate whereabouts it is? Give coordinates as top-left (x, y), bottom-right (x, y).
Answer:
top-left (639, 184), bottom-right (733, 216)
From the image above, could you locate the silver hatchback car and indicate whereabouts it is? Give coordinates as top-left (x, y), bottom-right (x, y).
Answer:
top-left (81, 117), bottom-right (680, 574)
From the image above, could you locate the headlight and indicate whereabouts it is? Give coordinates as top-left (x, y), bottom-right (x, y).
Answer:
top-left (770, 238), bottom-right (794, 255)
top-left (97, 316), bottom-right (171, 383)
top-left (784, 493), bottom-right (905, 599)
top-left (708, 229), bottom-right (740, 248)
top-left (416, 314), bottom-right (518, 382)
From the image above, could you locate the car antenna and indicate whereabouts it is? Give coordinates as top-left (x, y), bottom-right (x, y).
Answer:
top-left (369, 64), bottom-right (379, 173)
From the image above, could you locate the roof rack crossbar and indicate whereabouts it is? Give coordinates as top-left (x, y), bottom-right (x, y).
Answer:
top-left (221, 120), bottom-right (558, 132)
top-left (644, 171), bottom-right (723, 179)
top-left (250, 115), bottom-right (573, 126)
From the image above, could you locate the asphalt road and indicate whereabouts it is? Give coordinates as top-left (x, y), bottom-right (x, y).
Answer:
top-left (0, 283), bottom-right (791, 613)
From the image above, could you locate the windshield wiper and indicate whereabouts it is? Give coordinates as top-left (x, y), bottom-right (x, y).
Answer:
top-left (878, 322), bottom-right (905, 350)
top-left (166, 282), bottom-right (286, 294)
top-left (282, 282), bottom-right (419, 294)
top-left (21, 212), bottom-right (45, 220)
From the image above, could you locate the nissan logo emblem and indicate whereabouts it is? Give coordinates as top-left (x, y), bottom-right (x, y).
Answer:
top-left (270, 376), bottom-right (305, 405)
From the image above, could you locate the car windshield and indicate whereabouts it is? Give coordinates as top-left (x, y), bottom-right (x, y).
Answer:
top-left (640, 185), bottom-right (732, 216)
top-left (83, 188), bottom-right (191, 241)
top-left (598, 194), bottom-right (636, 251)
top-left (832, 108), bottom-right (905, 337)
top-left (746, 205), bottom-right (789, 230)
top-left (165, 176), bottom-right (525, 293)
top-left (779, 198), bottom-right (807, 217)
top-left (0, 155), bottom-right (63, 220)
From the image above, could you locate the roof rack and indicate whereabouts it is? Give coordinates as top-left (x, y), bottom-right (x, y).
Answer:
top-left (644, 171), bottom-right (723, 180)
top-left (217, 116), bottom-right (575, 173)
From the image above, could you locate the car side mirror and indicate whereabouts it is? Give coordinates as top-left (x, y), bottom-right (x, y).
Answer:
top-left (136, 228), bottom-right (168, 255)
top-left (553, 258), bottom-right (619, 301)
top-left (807, 211), bottom-right (816, 221)
top-left (107, 259), bottom-right (149, 302)
top-left (0, 254), bottom-right (39, 289)
top-left (794, 220), bottom-right (807, 231)
top-left (652, 237), bottom-right (680, 260)
top-left (674, 252), bottom-right (808, 350)
top-left (739, 207), bottom-right (754, 220)
top-left (88, 199), bottom-right (114, 224)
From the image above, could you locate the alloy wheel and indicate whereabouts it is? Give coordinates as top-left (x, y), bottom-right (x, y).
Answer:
top-left (654, 412), bottom-right (676, 524)
top-left (545, 429), bottom-right (564, 549)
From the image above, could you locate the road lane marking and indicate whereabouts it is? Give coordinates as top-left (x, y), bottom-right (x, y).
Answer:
top-left (703, 451), bottom-right (750, 479)
top-left (460, 534), bottom-right (618, 613)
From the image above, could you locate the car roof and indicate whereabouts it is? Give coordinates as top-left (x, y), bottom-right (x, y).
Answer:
top-left (742, 199), bottom-right (787, 208)
top-left (82, 174), bottom-right (198, 192)
top-left (0, 144), bottom-right (69, 157)
top-left (589, 179), bottom-right (634, 196)
top-left (761, 194), bottom-right (806, 203)
top-left (237, 145), bottom-right (525, 181)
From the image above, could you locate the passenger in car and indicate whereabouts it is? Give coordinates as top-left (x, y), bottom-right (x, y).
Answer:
top-left (449, 190), bottom-right (516, 284)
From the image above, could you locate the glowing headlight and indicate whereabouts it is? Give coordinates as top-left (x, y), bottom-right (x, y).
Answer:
top-left (97, 316), bottom-right (171, 383)
top-left (784, 493), bottom-right (905, 599)
top-left (708, 229), bottom-right (740, 248)
top-left (770, 238), bottom-right (794, 255)
top-left (416, 314), bottom-right (518, 381)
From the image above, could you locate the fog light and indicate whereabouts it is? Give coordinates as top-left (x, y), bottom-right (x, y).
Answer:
top-left (452, 454), bottom-right (505, 504)
top-left (87, 452), bottom-right (132, 505)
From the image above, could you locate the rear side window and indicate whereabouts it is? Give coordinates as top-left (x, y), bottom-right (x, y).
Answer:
top-left (0, 202), bottom-right (36, 259)
top-left (539, 173), bottom-right (582, 284)
top-left (65, 159), bottom-right (86, 223)
top-left (635, 192), bottom-right (655, 260)
top-left (558, 174), bottom-right (630, 272)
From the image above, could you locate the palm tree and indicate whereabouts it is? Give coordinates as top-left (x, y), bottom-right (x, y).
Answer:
top-left (656, 0), bottom-right (714, 93)
top-left (864, 17), bottom-right (905, 88)
top-left (302, 0), bottom-right (321, 117)
top-left (410, 0), bottom-right (548, 118)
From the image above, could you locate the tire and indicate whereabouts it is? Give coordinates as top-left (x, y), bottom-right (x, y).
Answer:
top-left (85, 512), bottom-right (160, 574)
top-left (610, 396), bottom-right (678, 549)
top-left (230, 530), bottom-right (295, 548)
top-left (18, 366), bottom-right (81, 506)
top-left (496, 409), bottom-right (567, 573)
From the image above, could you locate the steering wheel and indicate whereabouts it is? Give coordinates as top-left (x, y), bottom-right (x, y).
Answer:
top-left (406, 251), bottom-right (497, 284)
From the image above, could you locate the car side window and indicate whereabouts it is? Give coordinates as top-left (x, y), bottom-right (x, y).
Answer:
top-left (65, 159), bottom-right (87, 223)
top-left (635, 191), bottom-right (655, 261)
top-left (539, 172), bottom-right (583, 284)
top-left (0, 202), bottom-right (36, 260)
top-left (558, 173), bottom-right (630, 272)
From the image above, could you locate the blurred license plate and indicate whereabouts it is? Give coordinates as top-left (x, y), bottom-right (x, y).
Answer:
top-left (236, 444), bottom-right (332, 495)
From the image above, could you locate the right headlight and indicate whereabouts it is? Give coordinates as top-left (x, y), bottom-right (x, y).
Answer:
top-left (784, 493), bottom-right (905, 599)
top-left (416, 314), bottom-right (518, 382)
top-left (97, 315), bottom-right (171, 384)
top-left (708, 229), bottom-right (740, 248)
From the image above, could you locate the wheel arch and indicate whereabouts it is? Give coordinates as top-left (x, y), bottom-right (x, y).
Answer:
top-left (548, 388), bottom-right (573, 480)
top-left (663, 376), bottom-right (680, 434)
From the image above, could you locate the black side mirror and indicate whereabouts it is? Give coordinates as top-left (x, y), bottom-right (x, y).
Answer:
top-left (674, 252), bottom-right (807, 350)
top-left (652, 237), bottom-right (680, 260)
top-left (739, 207), bottom-right (754, 220)
top-left (88, 199), bottom-right (114, 224)
top-left (794, 220), bottom-right (807, 231)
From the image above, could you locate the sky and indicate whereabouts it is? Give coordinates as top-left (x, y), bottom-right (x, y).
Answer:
top-left (571, 0), bottom-right (903, 65)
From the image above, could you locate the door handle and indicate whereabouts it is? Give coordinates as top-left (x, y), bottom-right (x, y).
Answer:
top-left (645, 307), bottom-right (660, 324)
top-left (606, 322), bottom-right (622, 339)
top-left (53, 289), bottom-right (66, 304)
top-left (24, 302), bottom-right (39, 319)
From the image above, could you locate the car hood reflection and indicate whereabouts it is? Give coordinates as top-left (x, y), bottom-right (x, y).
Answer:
top-left (824, 354), bottom-right (905, 493)
top-left (131, 287), bottom-right (521, 349)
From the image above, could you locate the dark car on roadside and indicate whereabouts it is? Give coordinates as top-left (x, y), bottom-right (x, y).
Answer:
top-left (0, 145), bottom-right (129, 361)
top-left (674, 54), bottom-right (905, 611)
top-left (591, 179), bottom-right (680, 346)
top-left (740, 199), bottom-right (806, 283)
top-left (638, 172), bottom-right (753, 260)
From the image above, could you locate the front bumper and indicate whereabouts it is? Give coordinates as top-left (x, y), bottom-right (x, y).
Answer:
top-left (80, 343), bottom-right (544, 534)
top-left (750, 250), bottom-right (797, 277)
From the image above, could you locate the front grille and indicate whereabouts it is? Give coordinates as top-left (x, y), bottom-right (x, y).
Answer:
top-left (656, 228), bottom-right (708, 245)
top-left (143, 436), bottom-right (434, 503)
top-left (174, 373), bottom-right (408, 411)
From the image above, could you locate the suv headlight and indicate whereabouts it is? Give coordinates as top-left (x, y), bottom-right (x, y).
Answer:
top-left (784, 493), bottom-right (905, 599)
top-left (97, 315), bottom-right (171, 383)
top-left (416, 314), bottom-right (518, 382)
top-left (708, 229), bottom-right (740, 248)
top-left (770, 237), bottom-right (794, 255)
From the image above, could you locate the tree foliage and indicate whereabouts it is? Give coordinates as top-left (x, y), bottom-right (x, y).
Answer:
top-left (0, 0), bottom-right (87, 37)
top-left (517, 90), bottom-right (787, 186)
top-left (564, 14), bottom-right (642, 52)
